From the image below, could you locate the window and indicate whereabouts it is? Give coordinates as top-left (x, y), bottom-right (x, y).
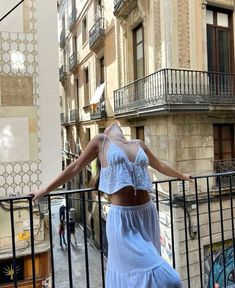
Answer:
top-left (73, 35), bottom-right (77, 52)
top-left (84, 68), bottom-right (89, 105)
top-left (206, 8), bottom-right (233, 73)
top-left (82, 16), bottom-right (87, 45)
top-left (76, 78), bottom-right (79, 106)
top-left (136, 126), bottom-right (145, 141)
top-left (100, 57), bottom-right (105, 84)
top-left (213, 124), bottom-right (234, 160)
top-left (133, 23), bottom-right (144, 80)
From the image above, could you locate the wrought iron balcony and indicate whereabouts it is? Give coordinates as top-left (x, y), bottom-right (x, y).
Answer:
top-left (214, 159), bottom-right (235, 187)
top-left (90, 99), bottom-right (107, 120)
top-left (114, 68), bottom-right (235, 117)
top-left (69, 109), bottom-right (79, 123)
top-left (113, 0), bottom-right (137, 17)
top-left (69, 52), bottom-right (79, 72)
top-left (68, 9), bottom-right (76, 31)
top-left (60, 112), bottom-right (69, 125)
top-left (89, 17), bottom-right (105, 52)
top-left (1, 172), bottom-right (235, 287)
top-left (59, 29), bottom-right (66, 48)
top-left (59, 65), bottom-right (68, 82)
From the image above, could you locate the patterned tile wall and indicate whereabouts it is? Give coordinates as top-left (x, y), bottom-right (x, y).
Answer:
top-left (0, 0), bottom-right (42, 196)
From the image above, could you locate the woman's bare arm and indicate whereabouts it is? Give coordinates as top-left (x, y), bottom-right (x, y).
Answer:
top-left (31, 134), bottom-right (103, 201)
top-left (140, 140), bottom-right (192, 181)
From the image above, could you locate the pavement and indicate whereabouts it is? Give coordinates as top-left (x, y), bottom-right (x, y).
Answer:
top-left (50, 198), bottom-right (106, 288)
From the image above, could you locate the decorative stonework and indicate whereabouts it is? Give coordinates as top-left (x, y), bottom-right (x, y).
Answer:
top-left (0, 0), bottom-right (42, 195)
top-left (178, 0), bottom-right (190, 68)
top-left (201, 0), bottom-right (208, 8)
top-left (154, 0), bottom-right (161, 70)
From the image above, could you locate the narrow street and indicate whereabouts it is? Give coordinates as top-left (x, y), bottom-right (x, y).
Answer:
top-left (50, 198), bottom-right (105, 288)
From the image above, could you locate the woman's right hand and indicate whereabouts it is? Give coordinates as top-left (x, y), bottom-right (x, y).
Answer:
top-left (28, 187), bottom-right (48, 203)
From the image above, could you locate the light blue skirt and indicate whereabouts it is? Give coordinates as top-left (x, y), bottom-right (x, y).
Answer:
top-left (105, 200), bottom-right (182, 288)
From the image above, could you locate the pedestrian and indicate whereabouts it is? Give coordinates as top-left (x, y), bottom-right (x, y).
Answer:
top-left (59, 220), bottom-right (67, 248)
top-left (68, 217), bottom-right (77, 245)
top-left (59, 204), bottom-right (66, 221)
top-left (31, 122), bottom-right (192, 287)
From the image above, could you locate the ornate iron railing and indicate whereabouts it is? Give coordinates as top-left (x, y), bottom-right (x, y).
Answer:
top-left (60, 112), bottom-right (69, 125)
top-left (68, 9), bottom-right (76, 30)
top-left (89, 17), bottom-right (105, 49)
top-left (59, 65), bottom-right (67, 81)
top-left (69, 109), bottom-right (79, 122)
top-left (114, 69), bottom-right (235, 115)
top-left (59, 29), bottom-right (66, 48)
top-left (90, 97), bottom-right (107, 120)
top-left (69, 52), bottom-right (79, 71)
top-left (113, 0), bottom-right (137, 17)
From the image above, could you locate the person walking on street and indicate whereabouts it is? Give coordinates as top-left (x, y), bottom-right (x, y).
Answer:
top-left (31, 122), bottom-right (192, 287)
top-left (59, 220), bottom-right (67, 248)
top-left (69, 218), bottom-right (77, 245)
top-left (59, 204), bottom-right (66, 221)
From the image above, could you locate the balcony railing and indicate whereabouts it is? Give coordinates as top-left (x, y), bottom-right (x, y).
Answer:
top-left (214, 159), bottom-right (235, 187)
top-left (90, 98), bottom-right (107, 120)
top-left (1, 172), bottom-right (235, 287)
top-left (113, 0), bottom-right (137, 17)
top-left (59, 65), bottom-right (68, 82)
top-left (69, 109), bottom-right (79, 123)
top-left (60, 112), bottom-right (69, 125)
top-left (68, 9), bottom-right (76, 31)
top-left (89, 17), bottom-right (105, 52)
top-left (114, 69), bottom-right (235, 116)
top-left (59, 29), bottom-right (66, 48)
top-left (69, 52), bottom-right (79, 72)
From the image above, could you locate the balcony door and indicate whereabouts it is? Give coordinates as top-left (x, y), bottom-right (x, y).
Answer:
top-left (133, 23), bottom-right (144, 106)
top-left (206, 8), bottom-right (234, 97)
top-left (213, 124), bottom-right (234, 174)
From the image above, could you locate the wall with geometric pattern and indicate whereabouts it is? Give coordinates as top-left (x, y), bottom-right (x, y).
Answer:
top-left (0, 0), bottom-right (61, 196)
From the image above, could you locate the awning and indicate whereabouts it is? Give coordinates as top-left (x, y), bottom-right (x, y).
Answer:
top-left (90, 82), bottom-right (105, 104)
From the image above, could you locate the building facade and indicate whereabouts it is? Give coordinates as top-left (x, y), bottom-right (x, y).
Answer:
top-left (0, 0), bottom-right (61, 286)
top-left (59, 0), bottom-right (235, 286)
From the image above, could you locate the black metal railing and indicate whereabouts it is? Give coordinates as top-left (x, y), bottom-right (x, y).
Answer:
top-left (113, 0), bottom-right (137, 17)
top-left (59, 65), bottom-right (68, 81)
top-left (60, 112), bottom-right (69, 125)
top-left (1, 172), bottom-right (235, 287)
top-left (89, 17), bottom-right (105, 50)
top-left (114, 69), bottom-right (235, 115)
top-left (69, 109), bottom-right (79, 122)
top-left (69, 52), bottom-right (79, 71)
top-left (90, 97), bottom-right (107, 120)
top-left (59, 29), bottom-right (66, 48)
top-left (68, 9), bottom-right (76, 30)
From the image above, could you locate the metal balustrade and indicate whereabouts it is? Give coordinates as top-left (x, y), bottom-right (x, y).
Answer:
top-left (89, 17), bottom-right (105, 50)
top-left (1, 172), bottom-right (235, 287)
top-left (69, 52), bottom-right (79, 72)
top-left (114, 69), bottom-right (235, 115)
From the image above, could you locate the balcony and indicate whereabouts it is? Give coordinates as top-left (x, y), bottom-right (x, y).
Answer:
top-left (113, 0), bottom-right (137, 17)
top-left (69, 109), bottom-right (79, 123)
top-left (114, 68), bottom-right (235, 117)
top-left (59, 29), bottom-right (66, 48)
top-left (59, 65), bottom-right (68, 82)
top-left (69, 52), bottom-right (79, 73)
top-left (90, 100), bottom-right (107, 120)
top-left (60, 112), bottom-right (69, 126)
top-left (89, 17), bottom-right (105, 53)
top-left (68, 9), bottom-right (76, 31)
top-left (214, 159), bottom-right (235, 187)
top-left (1, 172), bottom-right (235, 287)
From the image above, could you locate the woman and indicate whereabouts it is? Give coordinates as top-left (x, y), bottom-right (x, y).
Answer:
top-left (31, 122), bottom-right (191, 287)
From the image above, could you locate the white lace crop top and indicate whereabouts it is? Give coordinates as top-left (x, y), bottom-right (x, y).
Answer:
top-left (98, 137), bottom-right (153, 194)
